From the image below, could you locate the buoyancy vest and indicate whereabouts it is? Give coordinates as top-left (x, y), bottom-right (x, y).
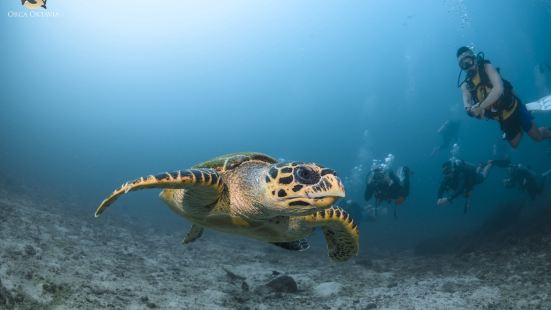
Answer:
top-left (465, 58), bottom-right (518, 121)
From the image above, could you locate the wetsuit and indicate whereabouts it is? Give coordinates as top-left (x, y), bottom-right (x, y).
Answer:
top-left (466, 60), bottom-right (533, 141)
top-left (505, 164), bottom-right (545, 200)
top-left (365, 167), bottom-right (410, 205)
top-left (437, 160), bottom-right (483, 202)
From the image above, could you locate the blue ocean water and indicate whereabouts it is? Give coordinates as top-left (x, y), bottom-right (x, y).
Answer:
top-left (1, 0), bottom-right (551, 252)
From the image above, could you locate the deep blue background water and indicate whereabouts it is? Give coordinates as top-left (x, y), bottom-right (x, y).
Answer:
top-left (1, 0), bottom-right (551, 252)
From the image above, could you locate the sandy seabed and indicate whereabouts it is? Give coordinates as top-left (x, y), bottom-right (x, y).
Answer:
top-left (1, 191), bottom-right (550, 310)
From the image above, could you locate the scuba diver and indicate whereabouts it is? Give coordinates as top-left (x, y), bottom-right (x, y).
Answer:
top-left (436, 157), bottom-right (497, 213)
top-left (456, 46), bottom-right (551, 149)
top-left (493, 161), bottom-right (551, 200)
top-left (364, 154), bottom-right (410, 218)
top-left (431, 119), bottom-right (461, 157)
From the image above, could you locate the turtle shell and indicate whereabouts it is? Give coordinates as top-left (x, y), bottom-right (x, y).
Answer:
top-left (193, 152), bottom-right (278, 172)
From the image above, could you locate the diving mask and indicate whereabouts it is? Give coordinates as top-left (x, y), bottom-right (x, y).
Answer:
top-left (459, 54), bottom-right (475, 70)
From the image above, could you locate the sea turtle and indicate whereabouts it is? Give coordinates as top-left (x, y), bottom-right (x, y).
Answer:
top-left (21, 0), bottom-right (47, 10)
top-left (95, 152), bottom-right (359, 262)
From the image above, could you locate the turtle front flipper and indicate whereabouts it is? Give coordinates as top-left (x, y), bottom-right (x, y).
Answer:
top-left (95, 168), bottom-right (224, 217)
top-left (304, 207), bottom-right (359, 262)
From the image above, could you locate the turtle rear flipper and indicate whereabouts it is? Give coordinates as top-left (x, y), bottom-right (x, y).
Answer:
top-left (304, 207), bottom-right (359, 262)
top-left (95, 168), bottom-right (224, 217)
top-left (271, 239), bottom-right (310, 251)
top-left (183, 224), bottom-right (204, 244)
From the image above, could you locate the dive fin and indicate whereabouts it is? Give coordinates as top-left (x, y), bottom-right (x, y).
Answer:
top-left (526, 95), bottom-right (551, 113)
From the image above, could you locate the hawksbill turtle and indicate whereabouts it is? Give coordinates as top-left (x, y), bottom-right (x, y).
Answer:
top-left (95, 152), bottom-right (359, 262)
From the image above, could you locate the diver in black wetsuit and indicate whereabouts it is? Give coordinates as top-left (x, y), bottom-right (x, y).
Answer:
top-left (364, 166), bottom-right (410, 204)
top-left (431, 120), bottom-right (461, 157)
top-left (436, 158), bottom-right (494, 213)
top-left (496, 162), bottom-right (551, 200)
top-left (364, 156), bottom-right (410, 218)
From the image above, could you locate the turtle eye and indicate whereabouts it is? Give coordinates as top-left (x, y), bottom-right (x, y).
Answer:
top-left (294, 167), bottom-right (320, 185)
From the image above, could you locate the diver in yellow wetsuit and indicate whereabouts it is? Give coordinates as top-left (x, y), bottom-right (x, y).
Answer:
top-left (456, 46), bottom-right (551, 148)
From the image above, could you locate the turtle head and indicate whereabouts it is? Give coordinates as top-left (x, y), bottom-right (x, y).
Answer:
top-left (262, 162), bottom-right (345, 216)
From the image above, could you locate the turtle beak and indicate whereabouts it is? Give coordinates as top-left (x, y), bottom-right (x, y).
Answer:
top-left (309, 195), bottom-right (342, 209)
top-left (314, 173), bottom-right (346, 198)
top-left (302, 173), bottom-right (345, 204)
top-left (306, 189), bottom-right (345, 199)
top-left (308, 180), bottom-right (346, 208)
top-left (315, 175), bottom-right (345, 207)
